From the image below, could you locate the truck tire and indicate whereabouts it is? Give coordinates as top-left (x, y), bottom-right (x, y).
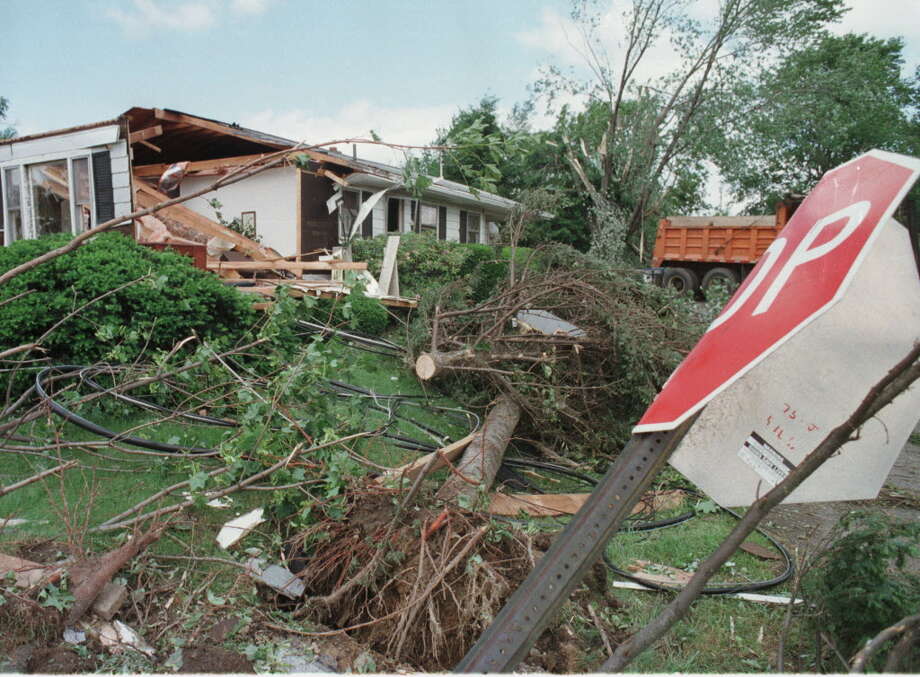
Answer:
top-left (662, 267), bottom-right (699, 293)
top-left (701, 267), bottom-right (740, 295)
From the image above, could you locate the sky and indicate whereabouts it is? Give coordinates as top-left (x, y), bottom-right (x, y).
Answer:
top-left (2, 0), bottom-right (919, 168)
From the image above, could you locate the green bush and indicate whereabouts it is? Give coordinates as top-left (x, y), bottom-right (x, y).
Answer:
top-left (352, 232), bottom-right (495, 297)
top-left (305, 286), bottom-right (389, 336)
top-left (804, 510), bottom-right (920, 666)
top-left (0, 233), bottom-right (257, 369)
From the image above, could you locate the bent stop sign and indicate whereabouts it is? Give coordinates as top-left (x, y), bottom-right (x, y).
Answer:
top-left (636, 150), bottom-right (920, 506)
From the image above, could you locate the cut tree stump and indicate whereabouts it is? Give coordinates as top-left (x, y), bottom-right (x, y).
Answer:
top-left (436, 394), bottom-right (521, 508)
top-left (415, 348), bottom-right (476, 381)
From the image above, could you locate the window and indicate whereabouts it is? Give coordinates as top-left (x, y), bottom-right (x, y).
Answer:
top-left (3, 167), bottom-right (23, 242)
top-left (30, 160), bottom-right (72, 237)
top-left (73, 158), bottom-right (93, 231)
top-left (460, 210), bottom-right (482, 243)
top-left (387, 197), bottom-right (401, 233)
top-left (419, 204), bottom-right (437, 235)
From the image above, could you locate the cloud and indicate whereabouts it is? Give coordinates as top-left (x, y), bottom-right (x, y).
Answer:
top-left (106, 0), bottom-right (271, 37)
top-left (230, 0), bottom-right (271, 15)
top-left (832, 0), bottom-right (920, 72)
top-left (106, 0), bottom-right (216, 35)
top-left (242, 101), bottom-right (457, 166)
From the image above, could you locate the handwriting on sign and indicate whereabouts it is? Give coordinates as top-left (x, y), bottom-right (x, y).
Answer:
top-left (765, 404), bottom-right (821, 454)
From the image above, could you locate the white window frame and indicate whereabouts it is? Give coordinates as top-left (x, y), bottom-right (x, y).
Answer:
top-left (0, 147), bottom-right (97, 242)
top-left (418, 202), bottom-right (438, 235)
top-left (467, 211), bottom-right (482, 244)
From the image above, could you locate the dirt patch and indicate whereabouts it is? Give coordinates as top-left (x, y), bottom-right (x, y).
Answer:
top-left (179, 644), bottom-right (255, 673)
top-left (16, 540), bottom-right (71, 564)
top-left (765, 439), bottom-right (920, 570)
top-left (25, 646), bottom-right (94, 674)
top-left (0, 598), bottom-right (64, 657)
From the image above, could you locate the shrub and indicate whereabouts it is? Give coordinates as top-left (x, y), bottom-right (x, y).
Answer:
top-left (0, 233), bottom-right (257, 370)
top-left (352, 233), bottom-right (495, 297)
top-left (803, 510), bottom-right (920, 666)
top-left (305, 285), bottom-right (389, 336)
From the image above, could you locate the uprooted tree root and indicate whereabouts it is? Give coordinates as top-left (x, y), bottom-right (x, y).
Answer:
top-left (287, 491), bottom-right (533, 670)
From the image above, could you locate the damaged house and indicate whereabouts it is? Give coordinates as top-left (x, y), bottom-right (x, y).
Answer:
top-left (0, 107), bottom-right (519, 260)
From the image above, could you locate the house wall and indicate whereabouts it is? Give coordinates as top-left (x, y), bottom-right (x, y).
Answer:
top-left (0, 124), bottom-right (132, 243)
top-left (180, 166), bottom-right (298, 256)
top-left (361, 194), bottom-right (482, 243)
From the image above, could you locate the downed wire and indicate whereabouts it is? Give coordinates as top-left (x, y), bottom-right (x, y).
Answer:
top-left (497, 458), bottom-right (792, 593)
top-left (296, 319), bottom-right (405, 357)
top-left (35, 365), bottom-right (220, 456)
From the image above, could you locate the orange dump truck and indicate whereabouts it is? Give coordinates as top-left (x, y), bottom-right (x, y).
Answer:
top-left (648, 200), bottom-right (798, 294)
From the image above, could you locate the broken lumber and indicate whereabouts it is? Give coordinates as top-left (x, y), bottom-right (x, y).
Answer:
top-left (207, 260), bottom-right (366, 272)
top-left (487, 489), bottom-right (686, 518)
top-left (436, 395), bottom-right (521, 508)
top-left (133, 182), bottom-right (277, 262)
top-left (374, 432), bottom-right (477, 485)
top-left (67, 526), bottom-right (163, 625)
top-left (0, 553), bottom-right (62, 588)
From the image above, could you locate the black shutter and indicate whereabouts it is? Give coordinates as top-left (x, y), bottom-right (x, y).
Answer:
top-left (92, 151), bottom-right (115, 224)
top-left (438, 206), bottom-right (447, 240)
top-left (361, 191), bottom-right (373, 238)
top-left (459, 210), bottom-right (468, 243)
top-left (411, 200), bottom-right (420, 233)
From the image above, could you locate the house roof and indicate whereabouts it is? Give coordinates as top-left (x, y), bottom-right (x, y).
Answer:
top-left (0, 118), bottom-right (122, 146)
top-left (123, 107), bottom-right (519, 218)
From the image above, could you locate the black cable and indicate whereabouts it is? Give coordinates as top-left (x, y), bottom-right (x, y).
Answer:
top-left (79, 366), bottom-right (237, 428)
top-left (497, 457), bottom-right (792, 592)
top-left (35, 366), bottom-right (220, 456)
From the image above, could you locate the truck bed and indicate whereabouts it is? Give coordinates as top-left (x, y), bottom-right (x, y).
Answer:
top-left (650, 215), bottom-right (780, 267)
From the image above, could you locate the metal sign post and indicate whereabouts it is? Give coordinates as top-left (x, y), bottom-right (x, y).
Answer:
top-left (456, 150), bottom-right (920, 672)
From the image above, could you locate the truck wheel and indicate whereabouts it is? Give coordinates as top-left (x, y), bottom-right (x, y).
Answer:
top-left (702, 267), bottom-right (740, 295)
top-left (662, 267), bottom-right (699, 294)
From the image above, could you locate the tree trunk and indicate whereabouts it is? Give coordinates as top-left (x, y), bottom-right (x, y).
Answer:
top-left (437, 395), bottom-right (521, 508)
top-left (415, 348), bottom-right (475, 381)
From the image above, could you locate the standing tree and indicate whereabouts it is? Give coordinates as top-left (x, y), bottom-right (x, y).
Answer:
top-left (713, 33), bottom-right (920, 210)
top-left (0, 97), bottom-right (16, 140)
top-left (531, 0), bottom-right (844, 261)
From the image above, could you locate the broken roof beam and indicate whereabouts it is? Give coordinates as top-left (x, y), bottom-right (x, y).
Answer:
top-left (128, 125), bottom-right (163, 145)
top-left (208, 261), bottom-right (366, 272)
top-left (153, 109), bottom-right (289, 149)
top-left (132, 153), bottom-right (281, 178)
top-left (133, 181), bottom-right (278, 261)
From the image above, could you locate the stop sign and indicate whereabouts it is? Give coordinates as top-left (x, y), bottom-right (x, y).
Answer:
top-left (636, 150), bottom-right (920, 433)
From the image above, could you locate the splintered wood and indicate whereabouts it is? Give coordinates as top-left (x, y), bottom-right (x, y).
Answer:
top-left (487, 489), bottom-right (686, 518)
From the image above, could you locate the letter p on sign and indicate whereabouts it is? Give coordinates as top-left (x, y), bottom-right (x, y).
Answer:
top-left (636, 150), bottom-right (920, 432)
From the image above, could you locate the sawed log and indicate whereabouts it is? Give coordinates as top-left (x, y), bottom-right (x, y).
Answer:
top-left (436, 394), bottom-right (521, 509)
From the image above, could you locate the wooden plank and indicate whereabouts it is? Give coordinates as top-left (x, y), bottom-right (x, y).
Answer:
top-left (320, 168), bottom-right (348, 187)
top-left (129, 125), bottom-right (163, 144)
top-left (374, 433), bottom-right (477, 485)
top-left (138, 139), bottom-right (161, 153)
top-left (487, 489), bottom-right (686, 518)
top-left (0, 553), bottom-right (61, 588)
top-left (133, 153), bottom-right (278, 178)
top-left (207, 261), bottom-right (366, 272)
top-left (133, 181), bottom-right (277, 262)
top-left (378, 235), bottom-right (400, 297)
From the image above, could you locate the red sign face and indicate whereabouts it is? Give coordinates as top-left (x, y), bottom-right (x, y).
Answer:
top-left (636, 150), bottom-right (920, 432)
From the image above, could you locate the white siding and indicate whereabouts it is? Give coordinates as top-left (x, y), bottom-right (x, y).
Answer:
top-left (371, 197), bottom-right (387, 237)
top-left (0, 127), bottom-right (132, 237)
top-left (180, 166), bottom-right (298, 256)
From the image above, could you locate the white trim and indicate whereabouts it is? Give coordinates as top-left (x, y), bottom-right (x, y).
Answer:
top-left (634, 149), bottom-right (920, 433)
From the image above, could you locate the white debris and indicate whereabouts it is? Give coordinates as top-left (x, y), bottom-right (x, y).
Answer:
top-left (216, 508), bottom-right (265, 549)
top-left (97, 620), bottom-right (156, 657)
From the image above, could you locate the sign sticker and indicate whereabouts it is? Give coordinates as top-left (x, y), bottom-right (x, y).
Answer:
top-left (738, 432), bottom-right (795, 487)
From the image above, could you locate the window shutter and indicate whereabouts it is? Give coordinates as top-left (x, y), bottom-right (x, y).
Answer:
top-left (459, 210), bottom-right (468, 243)
top-left (92, 151), bottom-right (114, 224)
top-left (361, 191), bottom-right (373, 238)
top-left (411, 200), bottom-right (420, 233)
top-left (438, 206), bottom-right (447, 240)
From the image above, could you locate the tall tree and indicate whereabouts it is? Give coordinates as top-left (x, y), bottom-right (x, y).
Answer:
top-left (532, 0), bottom-right (844, 261)
top-left (0, 98), bottom-right (15, 140)
top-left (714, 33), bottom-right (920, 210)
